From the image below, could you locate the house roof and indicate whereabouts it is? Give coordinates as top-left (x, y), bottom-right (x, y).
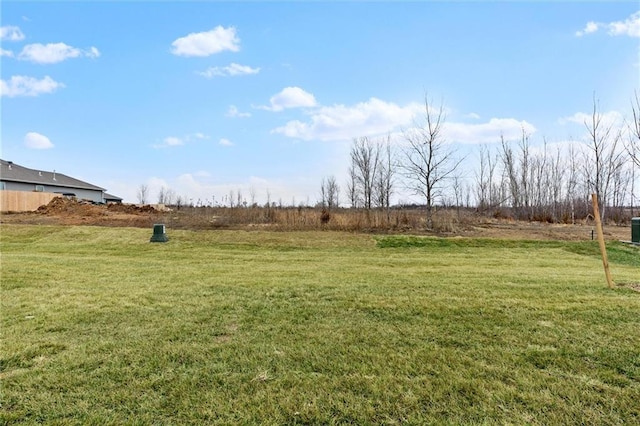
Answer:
top-left (103, 193), bottom-right (123, 202)
top-left (0, 159), bottom-right (106, 191)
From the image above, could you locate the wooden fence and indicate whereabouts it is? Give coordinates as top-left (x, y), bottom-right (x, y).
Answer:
top-left (0, 190), bottom-right (59, 212)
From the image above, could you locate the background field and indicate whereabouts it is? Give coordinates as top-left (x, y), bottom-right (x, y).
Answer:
top-left (1, 225), bottom-right (638, 424)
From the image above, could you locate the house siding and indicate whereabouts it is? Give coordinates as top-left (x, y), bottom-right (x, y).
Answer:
top-left (2, 181), bottom-right (104, 203)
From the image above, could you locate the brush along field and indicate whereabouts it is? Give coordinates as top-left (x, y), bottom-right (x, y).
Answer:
top-left (1, 225), bottom-right (638, 424)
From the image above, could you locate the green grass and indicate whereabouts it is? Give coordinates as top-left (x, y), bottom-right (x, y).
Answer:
top-left (1, 225), bottom-right (638, 425)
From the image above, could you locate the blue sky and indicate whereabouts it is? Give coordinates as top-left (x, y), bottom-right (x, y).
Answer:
top-left (1, 1), bottom-right (639, 204)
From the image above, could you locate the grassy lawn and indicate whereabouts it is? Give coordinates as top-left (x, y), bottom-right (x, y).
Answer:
top-left (1, 225), bottom-right (638, 425)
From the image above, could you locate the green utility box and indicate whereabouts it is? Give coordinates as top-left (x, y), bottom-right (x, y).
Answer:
top-left (632, 217), bottom-right (640, 244)
top-left (150, 224), bottom-right (169, 243)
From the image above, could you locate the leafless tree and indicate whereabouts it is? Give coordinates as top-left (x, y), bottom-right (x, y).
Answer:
top-left (564, 143), bottom-right (581, 223)
top-left (320, 175), bottom-right (340, 209)
top-left (627, 91), bottom-right (640, 167)
top-left (475, 145), bottom-right (503, 211)
top-left (137, 184), bottom-right (148, 204)
top-left (375, 135), bottom-right (396, 219)
top-left (236, 189), bottom-right (243, 207)
top-left (350, 136), bottom-right (380, 210)
top-left (346, 164), bottom-right (360, 208)
top-left (249, 186), bottom-right (257, 207)
top-left (626, 91), bottom-right (640, 216)
top-left (400, 95), bottom-right (463, 229)
top-left (548, 145), bottom-right (566, 222)
top-left (500, 135), bottom-right (521, 216)
top-left (582, 94), bottom-right (625, 221)
top-left (157, 187), bottom-right (175, 205)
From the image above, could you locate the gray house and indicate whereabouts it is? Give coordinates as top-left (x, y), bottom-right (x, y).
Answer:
top-left (0, 159), bottom-right (121, 203)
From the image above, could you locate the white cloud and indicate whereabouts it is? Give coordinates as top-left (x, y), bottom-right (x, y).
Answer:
top-left (576, 21), bottom-right (599, 37)
top-left (153, 136), bottom-right (183, 148)
top-left (164, 136), bottom-right (184, 146)
top-left (443, 118), bottom-right (537, 144)
top-left (260, 86), bottom-right (317, 112)
top-left (24, 132), bottom-right (54, 149)
top-left (153, 132), bottom-right (210, 148)
top-left (465, 112), bottom-right (481, 120)
top-left (1, 75), bottom-right (65, 97)
top-left (87, 46), bottom-right (101, 59)
top-left (193, 132), bottom-right (208, 140)
top-left (0, 26), bottom-right (25, 41)
top-left (576, 11), bottom-right (640, 37)
top-left (560, 110), bottom-right (624, 128)
top-left (18, 43), bottom-right (101, 64)
top-left (272, 97), bottom-right (421, 141)
top-left (171, 26), bottom-right (240, 57)
top-left (198, 63), bottom-right (260, 78)
top-left (226, 105), bottom-right (251, 118)
top-left (0, 48), bottom-right (14, 57)
top-left (219, 138), bottom-right (234, 146)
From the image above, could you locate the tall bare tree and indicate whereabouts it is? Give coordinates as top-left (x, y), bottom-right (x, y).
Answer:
top-left (375, 135), bottom-right (396, 219)
top-left (627, 91), bottom-right (640, 167)
top-left (346, 164), bottom-right (360, 208)
top-left (320, 175), bottom-right (340, 209)
top-left (137, 184), bottom-right (148, 204)
top-left (583, 95), bottom-right (625, 221)
top-left (400, 95), bottom-right (462, 229)
top-left (626, 91), bottom-right (640, 216)
top-left (350, 136), bottom-right (380, 210)
top-left (157, 186), bottom-right (175, 205)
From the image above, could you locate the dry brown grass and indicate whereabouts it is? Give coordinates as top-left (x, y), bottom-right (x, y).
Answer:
top-left (0, 198), bottom-right (633, 241)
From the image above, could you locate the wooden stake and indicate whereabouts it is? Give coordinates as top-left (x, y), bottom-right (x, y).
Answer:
top-left (591, 193), bottom-right (614, 289)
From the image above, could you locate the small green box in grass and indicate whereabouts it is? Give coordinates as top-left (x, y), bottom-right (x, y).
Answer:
top-left (632, 217), bottom-right (640, 243)
top-left (150, 223), bottom-right (169, 242)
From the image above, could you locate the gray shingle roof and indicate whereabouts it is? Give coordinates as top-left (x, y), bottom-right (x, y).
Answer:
top-left (104, 193), bottom-right (123, 202)
top-left (0, 159), bottom-right (106, 191)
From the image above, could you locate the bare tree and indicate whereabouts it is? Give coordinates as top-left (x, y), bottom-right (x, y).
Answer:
top-left (137, 184), bottom-right (148, 204)
top-left (400, 95), bottom-right (463, 228)
top-left (157, 187), bottom-right (175, 205)
top-left (474, 145), bottom-right (502, 211)
top-left (375, 135), bottom-right (396, 220)
top-left (350, 136), bottom-right (380, 210)
top-left (500, 135), bottom-right (520, 215)
top-left (320, 175), bottom-right (340, 209)
top-left (249, 186), bottom-right (257, 207)
top-left (626, 91), bottom-right (640, 217)
top-left (627, 91), bottom-right (640, 167)
top-left (236, 189), bottom-right (243, 208)
top-left (565, 142), bottom-right (581, 223)
top-left (346, 164), bottom-right (360, 208)
top-left (583, 94), bottom-right (625, 221)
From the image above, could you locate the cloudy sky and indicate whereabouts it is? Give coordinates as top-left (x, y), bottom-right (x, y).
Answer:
top-left (1, 2), bottom-right (638, 204)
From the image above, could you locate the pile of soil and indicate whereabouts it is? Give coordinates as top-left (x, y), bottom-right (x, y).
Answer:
top-left (36, 197), bottom-right (105, 217)
top-left (3, 197), bottom-right (162, 227)
top-left (106, 203), bottom-right (157, 214)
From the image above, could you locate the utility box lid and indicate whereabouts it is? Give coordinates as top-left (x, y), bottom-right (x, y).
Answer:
top-left (632, 217), bottom-right (640, 244)
top-left (150, 223), bottom-right (169, 243)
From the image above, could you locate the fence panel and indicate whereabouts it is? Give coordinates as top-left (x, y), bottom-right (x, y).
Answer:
top-left (0, 190), bottom-right (59, 212)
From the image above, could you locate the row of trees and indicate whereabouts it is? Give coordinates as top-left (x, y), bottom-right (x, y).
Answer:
top-left (318, 93), bottom-right (639, 226)
top-left (137, 92), bottom-right (639, 228)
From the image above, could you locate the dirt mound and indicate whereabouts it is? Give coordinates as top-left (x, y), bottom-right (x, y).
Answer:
top-left (107, 203), bottom-right (157, 214)
top-left (36, 197), bottom-right (104, 217)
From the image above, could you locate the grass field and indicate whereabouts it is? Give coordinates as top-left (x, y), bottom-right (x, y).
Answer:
top-left (1, 224), bottom-right (638, 425)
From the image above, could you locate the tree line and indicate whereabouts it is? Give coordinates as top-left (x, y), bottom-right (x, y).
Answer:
top-left (321, 93), bottom-right (639, 226)
top-left (138, 92), bottom-right (639, 228)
